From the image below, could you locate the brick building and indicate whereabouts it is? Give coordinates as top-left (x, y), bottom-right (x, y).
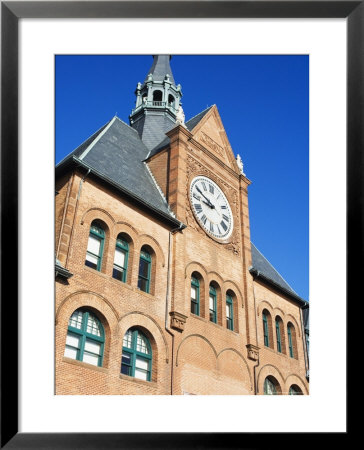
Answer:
top-left (55, 55), bottom-right (309, 395)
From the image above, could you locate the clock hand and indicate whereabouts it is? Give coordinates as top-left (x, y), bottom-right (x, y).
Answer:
top-left (201, 199), bottom-right (215, 209)
top-left (195, 186), bottom-right (215, 209)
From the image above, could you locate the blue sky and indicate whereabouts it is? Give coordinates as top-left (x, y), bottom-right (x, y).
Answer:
top-left (56, 55), bottom-right (309, 300)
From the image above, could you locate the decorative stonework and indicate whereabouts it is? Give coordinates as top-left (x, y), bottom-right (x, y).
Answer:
top-left (246, 344), bottom-right (260, 362)
top-left (169, 311), bottom-right (187, 332)
top-left (186, 154), bottom-right (241, 256)
top-left (200, 132), bottom-right (224, 156)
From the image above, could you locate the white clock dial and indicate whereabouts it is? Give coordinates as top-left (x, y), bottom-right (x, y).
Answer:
top-left (189, 176), bottom-right (233, 240)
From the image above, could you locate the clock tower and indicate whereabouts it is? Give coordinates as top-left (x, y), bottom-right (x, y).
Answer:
top-left (145, 74), bottom-right (259, 393)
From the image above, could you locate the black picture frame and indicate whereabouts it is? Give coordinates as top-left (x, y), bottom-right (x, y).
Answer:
top-left (1, 1), bottom-right (357, 448)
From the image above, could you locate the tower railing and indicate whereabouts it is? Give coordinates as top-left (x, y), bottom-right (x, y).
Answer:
top-left (132, 101), bottom-right (178, 114)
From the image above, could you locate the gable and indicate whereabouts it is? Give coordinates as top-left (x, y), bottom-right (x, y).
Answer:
top-left (190, 105), bottom-right (240, 173)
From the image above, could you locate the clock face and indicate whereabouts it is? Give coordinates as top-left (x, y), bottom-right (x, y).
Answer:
top-left (189, 176), bottom-right (233, 240)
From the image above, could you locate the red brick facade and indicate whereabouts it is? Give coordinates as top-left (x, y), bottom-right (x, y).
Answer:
top-left (55, 105), bottom-right (309, 395)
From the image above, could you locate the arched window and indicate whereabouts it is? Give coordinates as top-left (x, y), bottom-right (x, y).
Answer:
top-left (209, 285), bottom-right (217, 323)
top-left (113, 235), bottom-right (129, 282)
top-left (191, 276), bottom-right (200, 315)
top-left (121, 328), bottom-right (152, 381)
top-left (289, 385), bottom-right (303, 395)
top-left (263, 312), bottom-right (269, 347)
top-left (168, 94), bottom-right (175, 107)
top-left (85, 221), bottom-right (105, 271)
top-left (64, 308), bottom-right (104, 367)
top-left (153, 90), bottom-right (163, 103)
top-left (138, 247), bottom-right (151, 293)
top-left (288, 324), bottom-right (295, 358)
top-left (275, 318), bottom-right (282, 353)
top-left (263, 376), bottom-right (280, 395)
top-left (226, 294), bottom-right (234, 330)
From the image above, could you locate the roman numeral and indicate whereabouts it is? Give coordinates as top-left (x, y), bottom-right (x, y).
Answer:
top-left (210, 222), bottom-right (214, 233)
top-left (217, 225), bottom-right (222, 235)
top-left (221, 205), bottom-right (227, 210)
top-left (201, 182), bottom-right (207, 191)
top-left (220, 220), bottom-right (228, 231)
top-left (201, 214), bottom-right (207, 225)
top-left (194, 204), bottom-right (202, 213)
top-left (193, 193), bottom-right (201, 201)
top-left (222, 214), bottom-right (230, 222)
top-left (209, 184), bottom-right (214, 194)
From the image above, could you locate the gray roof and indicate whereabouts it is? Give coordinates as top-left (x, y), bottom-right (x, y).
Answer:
top-left (56, 116), bottom-right (177, 221)
top-left (185, 105), bottom-right (214, 131)
top-left (144, 55), bottom-right (175, 84)
top-left (133, 112), bottom-right (176, 151)
top-left (147, 105), bottom-right (213, 160)
top-left (250, 242), bottom-right (306, 303)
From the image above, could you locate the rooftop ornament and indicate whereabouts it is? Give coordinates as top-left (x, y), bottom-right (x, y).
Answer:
top-left (176, 105), bottom-right (186, 127)
top-left (236, 154), bottom-right (246, 176)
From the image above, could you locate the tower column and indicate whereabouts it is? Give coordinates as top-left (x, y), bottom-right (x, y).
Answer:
top-left (239, 175), bottom-right (259, 352)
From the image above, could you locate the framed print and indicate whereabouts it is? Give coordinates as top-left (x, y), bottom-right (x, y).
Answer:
top-left (1, 0), bottom-right (358, 447)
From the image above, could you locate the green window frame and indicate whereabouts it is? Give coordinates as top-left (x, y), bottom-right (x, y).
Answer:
top-left (85, 223), bottom-right (105, 271)
top-left (64, 309), bottom-right (105, 367)
top-left (209, 285), bottom-right (217, 323)
top-left (288, 325), bottom-right (294, 358)
top-left (264, 377), bottom-right (277, 395)
top-left (263, 312), bottom-right (269, 347)
top-left (226, 294), bottom-right (234, 330)
top-left (275, 319), bottom-right (282, 353)
top-left (113, 237), bottom-right (129, 282)
top-left (121, 328), bottom-right (152, 381)
top-left (191, 277), bottom-right (200, 316)
top-left (138, 249), bottom-right (151, 293)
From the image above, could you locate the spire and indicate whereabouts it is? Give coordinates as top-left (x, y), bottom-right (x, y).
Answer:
top-left (144, 55), bottom-right (175, 85)
top-left (129, 55), bottom-right (183, 150)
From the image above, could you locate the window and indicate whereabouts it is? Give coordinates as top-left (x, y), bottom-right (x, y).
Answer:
top-left (138, 248), bottom-right (151, 293)
top-left (121, 328), bottom-right (152, 381)
top-left (289, 385), bottom-right (303, 395)
top-left (168, 94), bottom-right (175, 107)
top-left (85, 222), bottom-right (105, 271)
top-left (288, 324), bottom-right (294, 358)
top-left (64, 309), bottom-right (104, 367)
top-left (113, 236), bottom-right (129, 282)
top-left (263, 312), bottom-right (269, 347)
top-left (226, 294), bottom-right (233, 330)
top-left (209, 285), bottom-right (217, 323)
top-left (153, 90), bottom-right (163, 103)
top-left (264, 377), bottom-right (278, 395)
top-left (275, 318), bottom-right (282, 353)
top-left (191, 276), bottom-right (200, 315)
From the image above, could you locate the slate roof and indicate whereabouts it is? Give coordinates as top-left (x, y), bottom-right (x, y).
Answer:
top-left (185, 105), bottom-right (214, 132)
top-left (56, 116), bottom-right (178, 223)
top-left (250, 242), bottom-right (306, 304)
top-left (146, 105), bottom-right (213, 160)
top-left (144, 55), bottom-right (175, 84)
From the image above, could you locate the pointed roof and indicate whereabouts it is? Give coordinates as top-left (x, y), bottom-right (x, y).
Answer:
top-left (185, 105), bottom-right (214, 132)
top-left (144, 55), bottom-right (175, 84)
top-left (250, 242), bottom-right (307, 304)
top-left (56, 116), bottom-right (180, 225)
